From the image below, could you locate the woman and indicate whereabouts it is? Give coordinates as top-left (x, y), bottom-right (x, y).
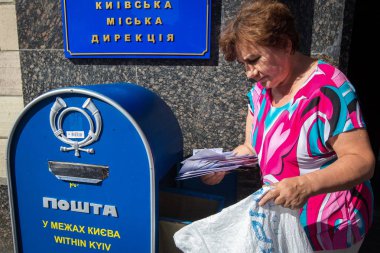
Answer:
top-left (202, 0), bottom-right (375, 252)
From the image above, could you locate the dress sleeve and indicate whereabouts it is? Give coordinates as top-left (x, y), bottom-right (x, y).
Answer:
top-left (246, 84), bottom-right (263, 115)
top-left (247, 87), bottom-right (254, 114)
top-left (317, 79), bottom-right (365, 143)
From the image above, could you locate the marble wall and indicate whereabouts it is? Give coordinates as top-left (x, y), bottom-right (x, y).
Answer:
top-left (16, 0), bottom-right (249, 154)
top-left (14, 0), bottom-right (324, 160)
top-left (311, 0), bottom-right (356, 72)
top-left (1, 0), bottom-right (356, 251)
top-left (0, 185), bottom-right (13, 253)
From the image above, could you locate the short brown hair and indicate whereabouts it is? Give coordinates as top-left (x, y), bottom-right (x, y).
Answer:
top-left (219, 0), bottom-right (299, 61)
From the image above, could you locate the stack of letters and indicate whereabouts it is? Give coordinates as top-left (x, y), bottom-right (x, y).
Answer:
top-left (176, 149), bottom-right (258, 180)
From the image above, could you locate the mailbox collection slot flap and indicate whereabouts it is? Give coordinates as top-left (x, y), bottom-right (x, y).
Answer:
top-left (48, 161), bottom-right (109, 184)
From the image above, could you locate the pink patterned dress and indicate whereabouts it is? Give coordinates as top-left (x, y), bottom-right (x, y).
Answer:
top-left (247, 60), bottom-right (373, 250)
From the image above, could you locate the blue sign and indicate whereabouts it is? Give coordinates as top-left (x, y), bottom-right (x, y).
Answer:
top-left (7, 84), bottom-right (183, 252)
top-left (61, 0), bottom-right (211, 58)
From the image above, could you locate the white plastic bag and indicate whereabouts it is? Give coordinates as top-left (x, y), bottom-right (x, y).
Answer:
top-left (174, 186), bottom-right (313, 253)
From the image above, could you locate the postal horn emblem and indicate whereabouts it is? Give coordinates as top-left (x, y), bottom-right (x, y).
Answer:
top-left (49, 97), bottom-right (102, 157)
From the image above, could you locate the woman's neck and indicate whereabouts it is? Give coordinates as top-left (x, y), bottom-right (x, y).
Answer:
top-left (271, 53), bottom-right (317, 107)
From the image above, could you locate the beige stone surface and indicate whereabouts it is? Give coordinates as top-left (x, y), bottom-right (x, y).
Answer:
top-left (0, 96), bottom-right (23, 138)
top-left (0, 4), bottom-right (19, 51)
top-left (0, 3), bottom-right (20, 185)
top-left (0, 51), bottom-right (22, 96)
top-left (0, 139), bottom-right (7, 179)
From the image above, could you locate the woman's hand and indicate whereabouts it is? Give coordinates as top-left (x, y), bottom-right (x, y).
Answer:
top-left (201, 144), bottom-right (255, 185)
top-left (201, 171), bottom-right (226, 185)
top-left (233, 144), bottom-right (255, 156)
top-left (258, 176), bottom-right (313, 210)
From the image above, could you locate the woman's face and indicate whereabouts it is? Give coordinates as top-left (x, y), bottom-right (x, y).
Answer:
top-left (236, 42), bottom-right (292, 89)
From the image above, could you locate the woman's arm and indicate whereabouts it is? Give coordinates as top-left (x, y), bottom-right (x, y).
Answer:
top-left (258, 128), bottom-right (375, 209)
top-left (305, 128), bottom-right (375, 194)
top-left (202, 108), bottom-right (255, 185)
top-left (233, 107), bottom-right (256, 156)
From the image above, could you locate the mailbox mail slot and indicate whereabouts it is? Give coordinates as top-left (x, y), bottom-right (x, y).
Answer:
top-left (7, 83), bottom-right (183, 253)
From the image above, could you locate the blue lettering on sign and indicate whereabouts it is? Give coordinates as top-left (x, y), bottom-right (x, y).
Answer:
top-left (61, 0), bottom-right (211, 58)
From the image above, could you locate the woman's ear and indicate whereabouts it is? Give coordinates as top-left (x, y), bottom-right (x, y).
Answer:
top-left (285, 38), bottom-right (293, 54)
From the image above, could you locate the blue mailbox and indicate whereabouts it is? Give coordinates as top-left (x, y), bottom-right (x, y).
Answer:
top-left (7, 83), bottom-right (183, 253)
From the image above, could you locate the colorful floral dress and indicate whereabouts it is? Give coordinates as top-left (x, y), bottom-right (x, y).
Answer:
top-left (247, 60), bottom-right (374, 250)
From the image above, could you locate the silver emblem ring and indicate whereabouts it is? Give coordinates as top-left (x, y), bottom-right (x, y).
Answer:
top-left (56, 107), bottom-right (94, 146)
